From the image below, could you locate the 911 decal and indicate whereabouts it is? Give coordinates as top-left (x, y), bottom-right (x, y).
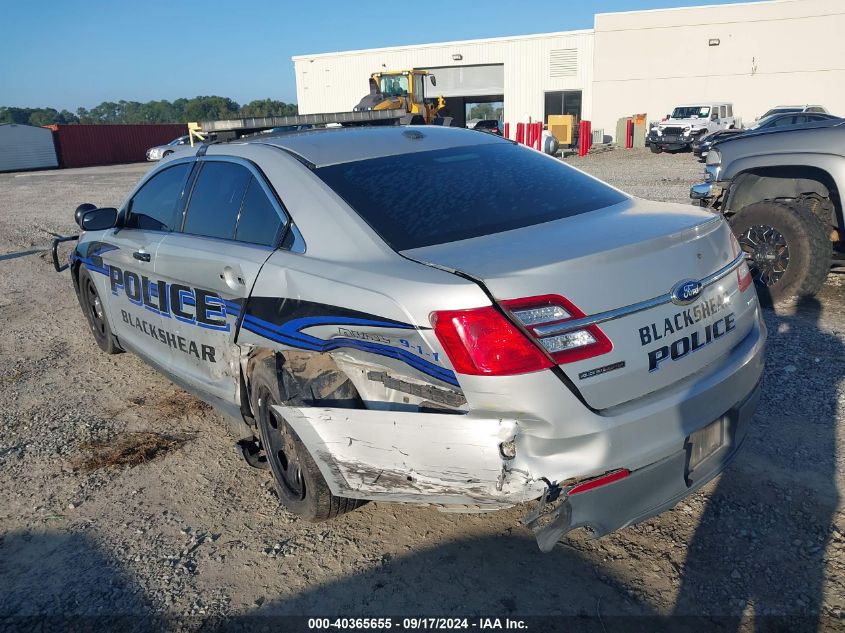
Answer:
top-left (243, 297), bottom-right (459, 386)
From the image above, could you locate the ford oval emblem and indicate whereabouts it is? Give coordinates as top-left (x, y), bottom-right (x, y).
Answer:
top-left (671, 279), bottom-right (703, 305)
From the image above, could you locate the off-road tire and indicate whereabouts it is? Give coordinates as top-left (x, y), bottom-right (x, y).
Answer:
top-left (729, 201), bottom-right (831, 303)
top-left (795, 193), bottom-right (836, 227)
top-left (649, 143), bottom-right (662, 154)
top-left (250, 356), bottom-right (362, 521)
top-left (78, 265), bottom-right (121, 354)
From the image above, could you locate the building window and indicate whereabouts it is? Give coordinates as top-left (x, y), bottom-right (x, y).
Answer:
top-left (544, 91), bottom-right (582, 121)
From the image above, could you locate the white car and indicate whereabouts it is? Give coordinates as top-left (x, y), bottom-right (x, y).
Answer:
top-left (145, 135), bottom-right (192, 161)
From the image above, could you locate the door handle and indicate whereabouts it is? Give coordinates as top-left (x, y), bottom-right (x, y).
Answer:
top-left (133, 251), bottom-right (151, 262)
top-left (220, 267), bottom-right (246, 289)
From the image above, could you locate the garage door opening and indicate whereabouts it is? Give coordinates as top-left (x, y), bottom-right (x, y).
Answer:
top-left (420, 65), bottom-right (504, 129)
top-left (466, 100), bottom-right (504, 129)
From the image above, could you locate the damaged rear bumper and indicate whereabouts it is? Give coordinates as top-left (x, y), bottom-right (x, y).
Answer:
top-left (274, 405), bottom-right (546, 506)
top-left (272, 306), bottom-right (765, 548)
top-left (524, 379), bottom-right (760, 551)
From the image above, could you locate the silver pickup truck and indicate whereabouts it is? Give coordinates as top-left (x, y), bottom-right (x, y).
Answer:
top-left (691, 118), bottom-right (844, 302)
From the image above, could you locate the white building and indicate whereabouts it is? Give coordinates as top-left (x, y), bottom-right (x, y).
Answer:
top-left (0, 124), bottom-right (58, 172)
top-left (292, 0), bottom-right (845, 140)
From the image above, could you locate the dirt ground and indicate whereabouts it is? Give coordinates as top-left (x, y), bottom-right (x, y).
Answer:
top-left (1, 149), bottom-right (844, 630)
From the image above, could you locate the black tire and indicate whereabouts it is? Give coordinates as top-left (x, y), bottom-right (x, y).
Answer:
top-left (795, 193), bottom-right (836, 227)
top-left (162, 150), bottom-right (173, 158)
top-left (650, 143), bottom-right (662, 154)
top-left (729, 201), bottom-right (831, 303)
top-left (78, 265), bottom-right (121, 354)
top-left (250, 356), bottom-right (362, 521)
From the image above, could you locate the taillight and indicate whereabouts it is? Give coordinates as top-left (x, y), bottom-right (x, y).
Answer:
top-left (431, 306), bottom-right (554, 376)
top-left (730, 233), bottom-right (753, 292)
top-left (501, 295), bottom-right (613, 364)
top-left (431, 295), bottom-right (612, 376)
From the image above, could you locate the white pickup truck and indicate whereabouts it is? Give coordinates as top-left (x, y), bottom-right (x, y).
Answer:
top-left (648, 102), bottom-right (738, 153)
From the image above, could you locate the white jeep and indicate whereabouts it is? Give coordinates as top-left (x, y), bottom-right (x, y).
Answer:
top-left (648, 102), bottom-right (737, 153)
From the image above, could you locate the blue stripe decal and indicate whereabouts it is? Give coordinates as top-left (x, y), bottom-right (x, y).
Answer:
top-left (241, 313), bottom-right (458, 386)
top-left (90, 245), bottom-right (119, 257)
top-left (73, 255), bottom-right (108, 276)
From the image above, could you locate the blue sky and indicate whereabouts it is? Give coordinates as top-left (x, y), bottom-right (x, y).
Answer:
top-left (1, 0), bottom-right (756, 111)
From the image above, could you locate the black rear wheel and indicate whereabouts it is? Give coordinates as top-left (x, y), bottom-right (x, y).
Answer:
top-left (78, 266), bottom-right (121, 354)
top-left (251, 357), bottom-right (362, 521)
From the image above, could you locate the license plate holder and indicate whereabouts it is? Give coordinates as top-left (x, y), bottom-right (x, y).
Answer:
top-left (685, 417), bottom-right (725, 484)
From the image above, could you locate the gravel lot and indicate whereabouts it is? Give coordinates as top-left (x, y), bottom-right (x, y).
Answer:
top-left (1, 148), bottom-right (844, 630)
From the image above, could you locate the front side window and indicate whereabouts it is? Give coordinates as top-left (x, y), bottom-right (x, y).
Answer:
top-left (125, 162), bottom-right (191, 231)
top-left (183, 161), bottom-right (251, 240)
top-left (379, 75), bottom-right (409, 97)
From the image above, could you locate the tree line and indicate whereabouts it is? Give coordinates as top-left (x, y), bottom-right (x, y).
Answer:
top-left (0, 97), bottom-right (298, 127)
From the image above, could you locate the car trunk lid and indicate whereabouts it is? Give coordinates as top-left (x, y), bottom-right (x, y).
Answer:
top-left (403, 198), bottom-right (757, 409)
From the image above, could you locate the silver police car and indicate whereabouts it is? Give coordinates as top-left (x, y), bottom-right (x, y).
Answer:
top-left (62, 126), bottom-right (765, 550)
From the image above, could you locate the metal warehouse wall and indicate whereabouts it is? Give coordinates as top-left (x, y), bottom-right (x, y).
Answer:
top-left (293, 30), bottom-right (594, 132)
top-left (0, 124), bottom-right (58, 172)
top-left (46, 124), bottom-right (186, 168)
top-left (591, 0), bottom-right (845, 138)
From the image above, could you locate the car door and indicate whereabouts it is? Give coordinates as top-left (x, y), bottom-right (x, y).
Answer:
top-left (98, 160), bottom-right (196, 364)
top-left (153, 156), bottom-right (287, 404)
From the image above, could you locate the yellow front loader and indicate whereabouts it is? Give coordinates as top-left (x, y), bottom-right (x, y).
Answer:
top-left (355, 70), bottom-right (446, 124)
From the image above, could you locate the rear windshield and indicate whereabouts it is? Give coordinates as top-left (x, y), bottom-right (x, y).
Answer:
top-left (315, 143), bottom-right (626, 250)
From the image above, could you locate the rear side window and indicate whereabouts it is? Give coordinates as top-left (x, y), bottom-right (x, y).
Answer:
top-left (183, 161), bottom-right (251, 239)
top-left (315, 142), bottom-right (627, 250)
top-left (126, 163), bottom-right (191, 231)
top-left (235, 177), bottom-right (283, 247)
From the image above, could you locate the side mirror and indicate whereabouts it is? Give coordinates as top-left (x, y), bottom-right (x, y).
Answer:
top-left (74, 203), bottom-right (97, 228)
top-left (80, 207), bottom-right (118, 231)
top-left (430, 75), bottom-right (437, 87)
